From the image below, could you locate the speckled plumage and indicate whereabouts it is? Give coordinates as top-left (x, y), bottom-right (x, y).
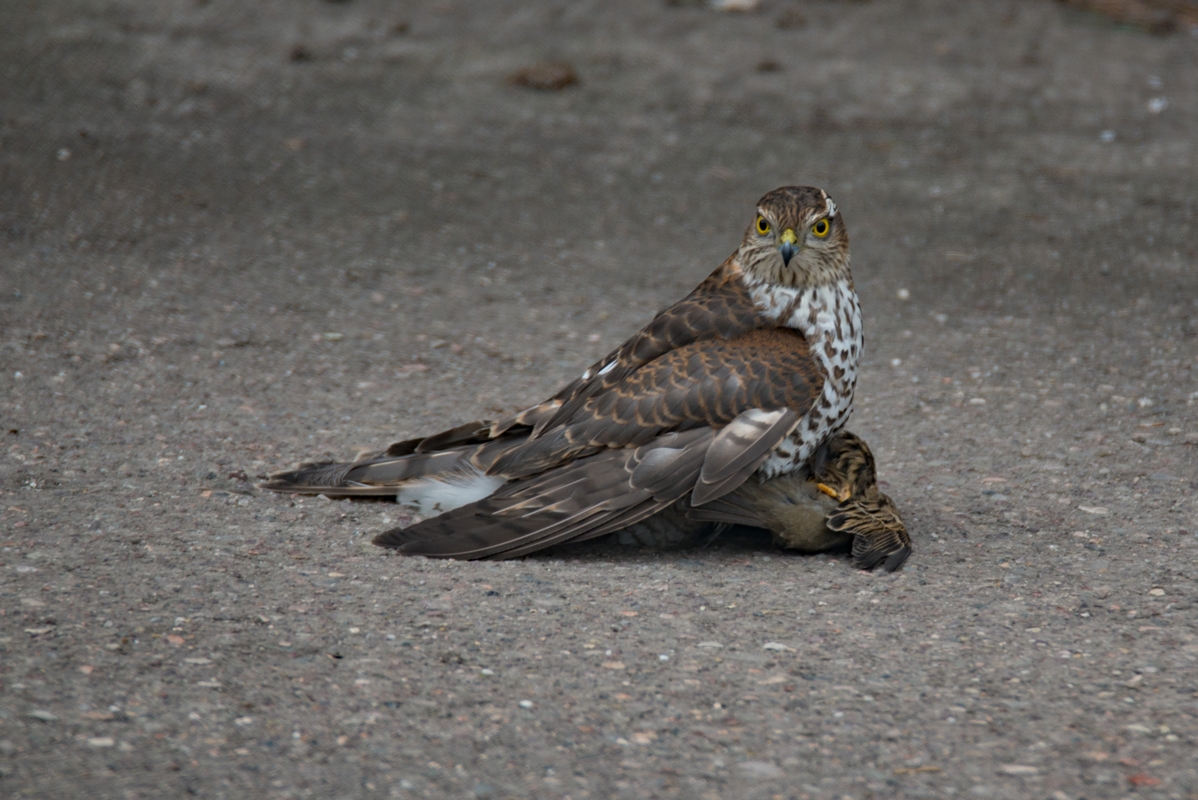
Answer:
top-left (263, 187), bottom-right (867, 561)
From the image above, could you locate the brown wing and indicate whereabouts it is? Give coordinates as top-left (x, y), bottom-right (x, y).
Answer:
top-left (491, 258), bottom-right (763, 438)
top-left (264, 260), bottom-right (813, 501)
top-left (488, 327), bottom-right (822, 481)
top-left (375, 326), bottom-right (823, 559)
top-left (259, 326), bottom-right (819, 501)
top-left (375, 428), bottom-right (715, 559)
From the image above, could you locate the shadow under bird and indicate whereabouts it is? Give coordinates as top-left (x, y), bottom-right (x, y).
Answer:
top-left (263, 186), bottom-right (910, 570)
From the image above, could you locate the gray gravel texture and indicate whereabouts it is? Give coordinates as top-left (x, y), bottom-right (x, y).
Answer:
top-left (3, 1), bottom-right (1198, 798)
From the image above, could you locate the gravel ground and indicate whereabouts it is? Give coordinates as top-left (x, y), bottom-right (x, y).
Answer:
top-left (2, 1), bottom-right (1197, 798)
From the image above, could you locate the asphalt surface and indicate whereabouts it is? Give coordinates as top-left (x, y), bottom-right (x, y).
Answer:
top-left (2, 1), bottom-right (1197, 798)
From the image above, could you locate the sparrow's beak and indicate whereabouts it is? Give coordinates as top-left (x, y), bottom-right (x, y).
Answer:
top-left (779, 228), bottom-right (798, 266)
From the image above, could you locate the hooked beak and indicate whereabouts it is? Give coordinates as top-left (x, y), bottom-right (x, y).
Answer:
top-left (778, 228), bottom-right (798, 266)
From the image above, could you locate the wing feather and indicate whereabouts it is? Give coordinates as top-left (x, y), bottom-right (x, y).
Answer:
top-left (489, 328), bottom-right (821, 479)
top-left (533, 260), bottom-right (762, 434)
top-left (377, 428), bottom-right (713, 559)
top-left (691, 408), bottom-right (797, 505)
top-left (831, 493), bottom-right (912, 572)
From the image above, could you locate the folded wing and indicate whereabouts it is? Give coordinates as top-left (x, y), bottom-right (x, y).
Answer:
top-left (377, 329), bottom-right (822, 557)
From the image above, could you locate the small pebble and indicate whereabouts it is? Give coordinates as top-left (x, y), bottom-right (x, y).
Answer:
top-left (999, 765), bottom-right (1038, 775)
top-left (738, 760), bottom-right (784, 779)
top-left (776, 8), bottom-right (806, 29)
top-left (518, 700), bottom-right (534, 709)
top-left (509, 61), bottom-right (578, 91)
top-left (712, 0), bottom-right (760, 11)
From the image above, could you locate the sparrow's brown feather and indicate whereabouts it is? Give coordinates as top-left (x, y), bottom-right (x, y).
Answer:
top-left (833, 494), bottom-right (911, 571)
top-left (800, 431), bottom-right (912, 570)
top-left (668, 430), bottom-right (911, 571)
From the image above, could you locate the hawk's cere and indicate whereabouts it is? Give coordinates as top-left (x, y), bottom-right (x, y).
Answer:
top-left (264, 186), bottom-right (907, 569)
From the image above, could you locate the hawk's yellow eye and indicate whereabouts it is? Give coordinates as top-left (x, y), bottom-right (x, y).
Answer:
top-left (756, 216), bottom-right (771, 235)
top-left (812, 218), bottom-right (830, 238)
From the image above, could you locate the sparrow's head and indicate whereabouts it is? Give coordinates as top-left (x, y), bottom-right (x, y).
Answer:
top-left (820, 430), bottom-right (877, 493)
top-left (738, 186), bottom-right (851, 287)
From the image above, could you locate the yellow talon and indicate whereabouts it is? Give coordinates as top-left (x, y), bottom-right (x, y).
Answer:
top-left (816, 482), bottom-right (852, 502)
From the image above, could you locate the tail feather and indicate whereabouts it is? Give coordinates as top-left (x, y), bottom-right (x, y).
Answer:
top-left (261, 446), bottom-right (486, 497)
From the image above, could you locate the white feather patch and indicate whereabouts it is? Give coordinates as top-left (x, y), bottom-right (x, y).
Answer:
top-left (395, 467), bottom-right (506, 514)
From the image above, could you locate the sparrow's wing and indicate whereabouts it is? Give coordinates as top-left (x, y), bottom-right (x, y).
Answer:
top-left (683, 472), bottom-right (819, 528)
top-left (829, 492), bottom-right (912, 572)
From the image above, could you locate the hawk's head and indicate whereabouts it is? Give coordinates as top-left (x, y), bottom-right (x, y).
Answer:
top-left (738, 186), bottom-right (851, 288)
